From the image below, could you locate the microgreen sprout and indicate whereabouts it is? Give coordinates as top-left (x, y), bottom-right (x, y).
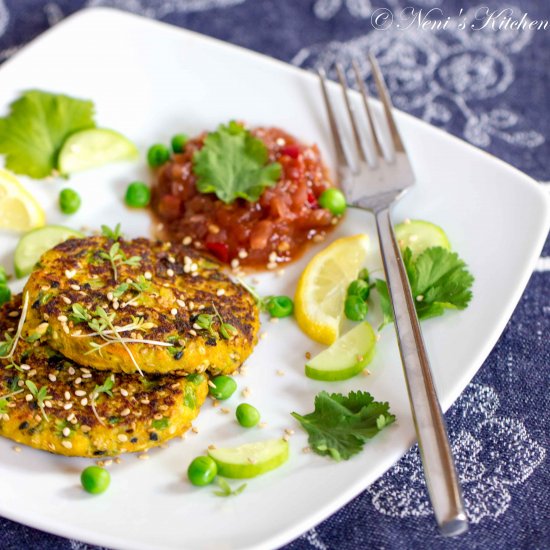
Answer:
top-left (212, 304), bottom-right (237, 340)
top-left (99, 242), bottom-right (141, 282)
top-left (101, 223), bottom-right (122, 241)
top-left (25, 380), bottom-right (52, 421)
top-left (213, 478), bottom-right (247, 497)
top-left (90, 374), bottom-right (115, 426)
top-left (0, 292), bottom-right (29, 361)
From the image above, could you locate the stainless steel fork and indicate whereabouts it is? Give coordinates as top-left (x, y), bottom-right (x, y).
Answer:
top-left (318, 55), bottom-right (468, 537)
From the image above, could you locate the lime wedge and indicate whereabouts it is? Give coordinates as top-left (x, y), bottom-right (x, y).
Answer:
top-left (14, 225), bottom-right (84, 278)
top-left (394, 220), bottom-right (450, 258)
top-left (58, 128), bottom-right (138, 175)
top-left (208, 439), bottom-right (289, 479)
top-left (305, 321), bottom-right (376, 381)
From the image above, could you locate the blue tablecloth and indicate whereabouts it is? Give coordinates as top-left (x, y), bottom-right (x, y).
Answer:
top-left (0, 1), bottom-right (548, 549)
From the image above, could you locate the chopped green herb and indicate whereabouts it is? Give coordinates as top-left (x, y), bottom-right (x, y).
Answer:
top-left (152, 418), bottom-right (169, 430)
top-left (0, 90), bottom-right (96, 178)
top-left (101, 223), bottom-right (122, 241)
top-left (193, 121), bottom-right (281, 204)
top-left (99, 242), bottom-right (141, 282)
top-left (291, 391), bottom-right (395, 461)
top-left (183, 385), bottom-right (196, 410)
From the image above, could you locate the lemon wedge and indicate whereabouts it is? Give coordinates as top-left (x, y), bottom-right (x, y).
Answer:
top-left (294, 234), bottom-right (369, 345)
top-left (0, 169), bottom-right (45, 232)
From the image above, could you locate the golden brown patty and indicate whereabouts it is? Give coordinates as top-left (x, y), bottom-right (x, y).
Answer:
top-left (0, 295), bottom-right (209, 457)
top-left (23, 236), bottom-right (260, 375)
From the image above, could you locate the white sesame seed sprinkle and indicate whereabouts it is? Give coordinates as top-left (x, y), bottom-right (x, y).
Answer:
top-left (121, 408), bottom-right (131, 417)
top-left (144, 271), bottom-right (152, 280)
top-left (216, 288), bottom-right (225, 296)
top-left (25, 394), bottom-right (33, 402)
top-left (61, 441), bottom-right (73, 449)
top-left (63, 403), bottom-right (73, 410)
top-left (57, 315), bottom-right (68, 322)
top-left (64, 391), bottom-right (71, 400)
top-left (171, 308), bottom-right (178, 315)
top-left (62, 427), bottom-right (70, 437)
top-left (183, 236), bottom-right (192, 245)
top-left (117, 434), bottom-right (128, 442)
top-left (120, 389), bottom-right (129, 397)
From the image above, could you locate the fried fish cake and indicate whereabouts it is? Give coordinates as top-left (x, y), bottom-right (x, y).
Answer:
top-left (0, 295), bottom-right (208, 457)
top-left (23, 236), bottom-right (259, 375)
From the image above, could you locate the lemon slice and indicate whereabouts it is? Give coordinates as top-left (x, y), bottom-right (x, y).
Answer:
top-left (0, 169), bottom-right (45, 232)
top-left (295, 234), bottom-right (369, 345)
top-left (58, 128), bottom-right (138, 175)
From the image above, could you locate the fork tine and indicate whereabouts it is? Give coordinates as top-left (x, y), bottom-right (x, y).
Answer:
top-left (351, 59), bottom-right (384, 161)
top-left (317, 68), bottom-right (349, 169)
top-left (335, 63), bottom-right (367, 162)
top-left (368, 52), bottom-right (405, 153)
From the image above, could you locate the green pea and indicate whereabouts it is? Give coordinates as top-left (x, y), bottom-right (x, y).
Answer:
top-left (80, 466), bottom-right (110, 494)
top-left (125, 181), bottom-right (151, 208)
top-left (236, 403), bottom-right (260, 428)
top-left (318, 188), bottom-right (346, 216)
top-left (265, 296), bottom-right (294, 318)
top-left (209, 375), bottom-right (237, 401)
top-left (347, 279), bottom-right (370, 301)
top-left (59, 188), bottom-right (81, 215)
top-left (344, 295), bottom-right (368, 322)
top-left (147, 144), bottom-right (171, 167)
top-left (171, 134), bottom-right (189, 153)
top-left (187, 456), bottom-right (217, 486)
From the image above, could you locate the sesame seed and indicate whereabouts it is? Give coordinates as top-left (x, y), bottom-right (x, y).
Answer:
top-left (81, 398), bottom-right (88, 406)
top-left (144, 271), bottom-right (152, 280)
top-left (68, 367), bottom-right (76, 375)
top-left (207, 380), bottom-right (216, 388)
top-left (61, 296), bottom-right (72, 305)
top-left (44, 400), bottom-right (52, 408)
top-left (191, 426), bottom-right (199, 434)
top-left (176, 299), bottom-right (186, 308)
top-left (35, 414), bottom-right (42, 422)
top-left (121, 408), bottom-right (131, 417)
top-left (189, 329), bottom-right (197, 337)
top-left (188, 301), bottom-right (195, 310)
top-left (117, 434), bottom-right (128, 442)
top-left (266, 262), bottom-right (277, 270)
top-left (13, 446), bottom-right (21, 453)
top-left (285, 428), bottom-right (295, 436)
top-left (238, 250), bottom-right (248, 259)
top-left (171, 308), bottom-right (178, 316)
top-left (65, 269), bottom-right (76, 279)
top-left (120, 389), bottom-right (128, 397)
top-left (25, 394), bottom-right (33, 402)
top-left (62, 427), bottom-right (70, 437)
top-left (81, 425), bottom-right (91, 433)
top-left (283, 434), bottom-right (290, 442)
top-left (241, 387), bottom-right (251, 398)
top-left (305, 352), bottom-right (312, 360)
top-left (115, 457), bottom-right (122, 464)
top-left (268, 251), bottom-right (277, 263)
top-left (276, 370), bottom-right (285, 376)
top-left (167, 268), bottom-right (174, 277)
top-left (230, 259), bottom-right (240, 269)
top-left (168, 256), bottom-right (176, 264)
top-left (183, 236), bottom-right (192, 245)
top-left (212, 399), bottom-right (219, 408)
top-left (96, 460), bottom-right (105, 467)
top-left (63, 403), bottom-right (73, 410)
top-left (416, 295), bottom-right (424, 302)
top-left (220, 408), bottom-right (230, 414)
top-left (8, 311), bottom-right (19, 318)
top-left (57, 315), bottom-right (68, 322)
top-left (70, 284), bottom-right (81, 291)
top-left (302, 447), bottom-right (311, 454)
top-left (138, 454), bottom-right (149, 460)
top-left (61, 441), bottom-right (72, 449)
top-left (82, 373), bottom-right (92, 379)
top-left (74, 377), bottom-right (82, 385)
top-left (113, 301), bottom-right (119, 310)
top-left (107, 292), bottom-right (114, 301)
top-left (313, 234), bottom-right (325, 243)
top-left (75, 390), bottom-right (86, 397)
top-left (276, 137), bottom-right (286, 146)
top-left (64, 391), bottom-right (71, 400)
top-left (62, 324), bottom-right (69, 334)
top-left (20, 364), bottom-right (30, 371)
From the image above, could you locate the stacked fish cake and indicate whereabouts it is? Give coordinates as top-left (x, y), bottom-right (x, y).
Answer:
top-left (0, 235), bottom-right (259, 457)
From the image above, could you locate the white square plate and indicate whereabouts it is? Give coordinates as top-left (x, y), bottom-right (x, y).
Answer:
top-left (0, 8), bottom-right (548, 550)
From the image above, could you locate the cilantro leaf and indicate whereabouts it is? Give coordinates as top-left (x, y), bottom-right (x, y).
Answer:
top-left (213, 477), bottom-right (247, 497)
top-left (0, 90), bottom-right (96, 178)
top-left (375, 246), bottom-right (474, 329)
top-left (291, 391), bottom-right (395, 461)
top-left (193, 121), bottom-right (281, 204)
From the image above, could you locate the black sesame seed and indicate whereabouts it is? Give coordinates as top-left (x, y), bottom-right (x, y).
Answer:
top-left (149, 432), bottom-right (159, 441)
top-left (93, 450), bottom-right (106, 456)
top-left (51, 281), bottom-right (60, 288)
top-left (205, 337), bottom-right (217, 347)
top-left (32, 299), bottom-right (40, 309)
top-left (18, 421), bottom-right (29, 430)
top-left (130, 437), bottom-right (138, 443)
top-left (174, 351), bottom-right (183, 360)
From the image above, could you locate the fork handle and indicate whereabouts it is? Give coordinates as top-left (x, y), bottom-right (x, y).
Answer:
top-left (375, 207), bottom-right (468, 537)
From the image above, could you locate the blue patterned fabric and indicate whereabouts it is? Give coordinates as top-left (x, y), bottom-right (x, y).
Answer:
top-left (0, 1), bottom-right (548, 549)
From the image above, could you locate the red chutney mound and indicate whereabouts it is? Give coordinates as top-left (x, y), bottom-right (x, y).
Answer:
top-left (151, 127), bottom-right (339, 269)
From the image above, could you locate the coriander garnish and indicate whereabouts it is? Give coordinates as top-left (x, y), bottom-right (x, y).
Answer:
top-left (90, 374), bottom-right (114, 426)
top-left (98, 242), bottom-right (141, 282)
top-left (101, 223), bottom-right (122, 241)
